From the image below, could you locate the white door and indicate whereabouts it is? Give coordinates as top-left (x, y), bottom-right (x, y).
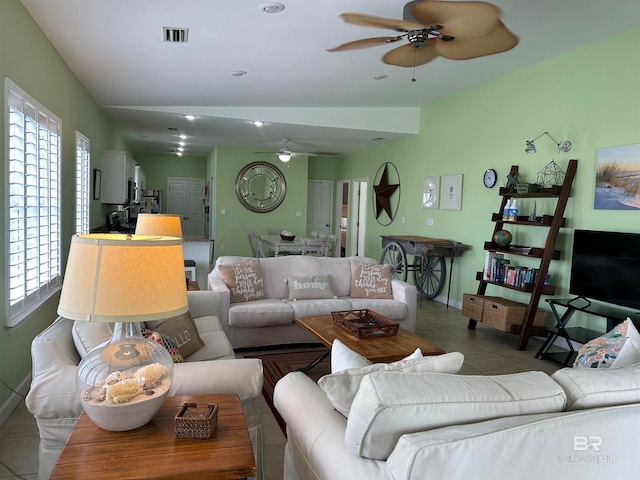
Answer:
top-left (350, 179), bottom-right (368, 257)
top-left (167, 177), bottom-right (204, 238)
top-left (307, 180), bottom-right (333, 236)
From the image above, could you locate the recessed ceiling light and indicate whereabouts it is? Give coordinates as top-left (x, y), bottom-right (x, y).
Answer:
top-left (177, 147), bottom-right (184, 152)
top-left (229, 71), bottom-right (247, 77)
top-left (373, 74), bottom-right (388, 80)
top-left (183, 114), bottom-right (196, 121)
top-left (176, 151), bottom-right (183, 157)
top-left (178, 141), bottom-right (186, 146)
top-left (252, 121), bottom-right (265, 126)
top-left (179, 134), bottom-right (187, 139)
top-left (259, 2), bottom-right (285, 14)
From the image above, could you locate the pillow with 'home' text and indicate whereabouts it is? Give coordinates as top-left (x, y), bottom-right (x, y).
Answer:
top-left (285, 275), bottom-right (337, 300)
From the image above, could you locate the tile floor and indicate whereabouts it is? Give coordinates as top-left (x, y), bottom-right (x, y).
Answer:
top-left (0, 300), bottom-right (563, 480)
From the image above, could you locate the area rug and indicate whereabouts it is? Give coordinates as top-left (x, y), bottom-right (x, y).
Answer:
top-left (244, 349), bottom-right (330, 435)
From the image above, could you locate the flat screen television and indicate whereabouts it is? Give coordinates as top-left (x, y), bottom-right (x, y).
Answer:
top-left (570, 229), bottom-right (640, 311)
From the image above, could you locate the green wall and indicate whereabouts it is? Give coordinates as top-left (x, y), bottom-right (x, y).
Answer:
top-left (0, 0), bottom-right (127, 409)
top-left (332, 26), bottom-right (640, 331)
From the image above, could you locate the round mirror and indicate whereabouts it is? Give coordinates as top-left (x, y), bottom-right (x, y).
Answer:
top-left (236, 162), bottom-right (286, 213)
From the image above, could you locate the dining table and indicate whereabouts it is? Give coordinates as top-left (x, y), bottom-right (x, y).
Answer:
top-left (260, 235), bottom-right (304, 256)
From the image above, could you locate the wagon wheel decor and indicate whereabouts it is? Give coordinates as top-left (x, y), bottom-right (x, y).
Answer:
top-left (372, 162), bottom-right (401, 226)
top-left (380, 241), bottom-right (408, 281)
top-left (412, 255), bottom-right (446, 299)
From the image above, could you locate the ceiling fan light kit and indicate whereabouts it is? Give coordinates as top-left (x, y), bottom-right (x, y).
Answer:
top-left (525, 131), bottom-right (572, 154)
top-left (328, 0), bottom-right (518, 70)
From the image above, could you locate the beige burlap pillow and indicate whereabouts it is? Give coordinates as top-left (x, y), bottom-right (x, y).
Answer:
top-left (218, 258), bottom-right (266, 303)
top-left (350, 261), bottom-right (393, 299)
top-left (150, 311), bottom-right (205, 358)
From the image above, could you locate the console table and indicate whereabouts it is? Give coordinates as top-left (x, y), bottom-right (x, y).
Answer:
top-left (535, 297), bottom-right (640, 366)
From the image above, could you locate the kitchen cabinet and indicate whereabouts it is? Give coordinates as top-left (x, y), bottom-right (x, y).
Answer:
top-left (101, 150), bottom-right (136, 204)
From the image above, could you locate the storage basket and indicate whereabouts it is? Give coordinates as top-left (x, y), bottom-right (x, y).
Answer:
top-left (331, 309), bottom-right (399, 339)
top-left (175, 402), bottom-right (218, 439)
top-left (482, 297), bottom-right (547, 332)
top-left (461, 294), bottom-right (485, 321)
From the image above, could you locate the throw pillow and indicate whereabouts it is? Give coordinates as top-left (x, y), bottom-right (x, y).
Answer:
top-left (72, 321), bottom-right (113, 358)
top-left (142, 328), bottom-right (184, 363)
top-left (350, 261), bottom-right (393, 299)
top-left (330, 338), bottom-right (371, 373)
top-left (345, 370), bottom-right (566, 460)
top-left (573, 318), bottom-right (640, 368)
top-left (319, 340), bottom-right (464, 417)
top-left (285, 274), bottom-right (337, 301)
top-left (218, 258), bottom-right (266, 303)
top-left (149, 311), bottom-right (205, 359)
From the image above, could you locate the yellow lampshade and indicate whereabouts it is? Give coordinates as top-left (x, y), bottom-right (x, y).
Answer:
top-left (57, 234), bottom-right (188, 322)
top-left (134, 214), bottom-right (183, 239)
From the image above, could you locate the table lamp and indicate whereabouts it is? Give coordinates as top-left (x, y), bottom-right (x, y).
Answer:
top-left (135, 213), bottom-right (183, 238)
top-left (57, 234), bottom-right (187, 431)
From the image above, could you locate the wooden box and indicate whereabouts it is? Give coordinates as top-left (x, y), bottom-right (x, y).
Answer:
top-left (175, 402), bottom-right (218, 439)
top-left (331, 309), bottom-right (399, 339)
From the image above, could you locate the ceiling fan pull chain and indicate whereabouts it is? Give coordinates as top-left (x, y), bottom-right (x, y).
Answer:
top-left (411, 49), bottom-right (417, 82)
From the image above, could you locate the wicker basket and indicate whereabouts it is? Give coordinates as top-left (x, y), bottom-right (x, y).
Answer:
top-left (462, 294), bottom-right (546, 332)
top-left (331, 309), bottom-right (399, 339)
top-left (175, 402), bottom-right (218, 439)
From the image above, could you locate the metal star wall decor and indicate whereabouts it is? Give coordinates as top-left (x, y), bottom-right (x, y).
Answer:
top-left (372, 162), bottom-right (401, 226)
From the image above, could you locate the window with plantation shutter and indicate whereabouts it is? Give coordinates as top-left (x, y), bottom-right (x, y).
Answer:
top-left (5, 78), bottom-right (61, 327)
top-left (75, 132), bottom-right (90, 234)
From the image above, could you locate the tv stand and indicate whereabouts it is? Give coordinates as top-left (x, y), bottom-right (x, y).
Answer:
top-left (535, 298), bottom-right (640, 366)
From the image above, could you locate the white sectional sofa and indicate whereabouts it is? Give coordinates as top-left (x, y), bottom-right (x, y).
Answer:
top-left (25, 291), bottom-right (265, 480)
top-left (208, 255), bottom-right (417, 349)
top-left (274, 359), bottom-right (640, 479)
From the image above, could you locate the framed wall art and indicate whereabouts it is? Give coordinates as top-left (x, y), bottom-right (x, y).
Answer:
top-left (422, 176), bottom-right (440, 209)
top-left (441, 174), bottom-right (463, 210)
top-left (595, 144), bottom-right (640, 210)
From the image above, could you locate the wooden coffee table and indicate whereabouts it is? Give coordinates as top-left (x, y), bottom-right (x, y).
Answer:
top-left (295, 314), bottom-right (445, 371)
top-left (50, 394), bottom-right (256, 480)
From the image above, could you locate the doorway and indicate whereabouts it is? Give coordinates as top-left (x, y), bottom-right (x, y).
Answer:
top-left (167, 176), bottom-right (205, 238)
top-left (307, 180), bottom-right (333, 237)
top-left (350, 178), bottom-right (368, 257)
top-left (336, 180), bottom-right (349, 257)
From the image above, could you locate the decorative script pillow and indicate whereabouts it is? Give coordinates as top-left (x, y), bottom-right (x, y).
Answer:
top-left (350, 261), bottom-right (393, 299)
top-left (149, 311), bottom-right (205, 359)
top-left (286, 275), bottom-right (337, 300)
top-left (218, 259), bottom-right (266, 303)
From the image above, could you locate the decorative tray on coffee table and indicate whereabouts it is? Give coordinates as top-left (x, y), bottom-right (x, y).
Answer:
top-left (331, 309), bottom-right (399, 339)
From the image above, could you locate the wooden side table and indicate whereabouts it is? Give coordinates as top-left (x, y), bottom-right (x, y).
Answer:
top-left (51, 394), bottom-right (255, 480)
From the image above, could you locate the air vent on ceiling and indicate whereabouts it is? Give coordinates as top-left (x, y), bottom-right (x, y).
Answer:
top-left (163, 27), bottom-right (189, 43)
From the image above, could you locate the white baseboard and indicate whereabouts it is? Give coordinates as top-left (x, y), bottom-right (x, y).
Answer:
top-left (0, 375), bottom-right (31, 428)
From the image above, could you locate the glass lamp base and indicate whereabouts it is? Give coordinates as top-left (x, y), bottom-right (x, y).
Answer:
top-left (76, 322), bottom-right (174, 431)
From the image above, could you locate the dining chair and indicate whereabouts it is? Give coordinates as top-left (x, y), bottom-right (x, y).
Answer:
top-left (301, 237), bottom-right (327, 256)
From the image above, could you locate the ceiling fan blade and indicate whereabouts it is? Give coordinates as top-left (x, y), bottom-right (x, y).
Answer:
top-left (328, 36), bottom-right (403, 52)
top-left (435, 21), bottom-right (518, 60)
top-left (340, 13), bottom-right (425, 32)
top-left (412, 0), bottom-right (501, 39)
top-left (383, 42), bottom-right (439, 67)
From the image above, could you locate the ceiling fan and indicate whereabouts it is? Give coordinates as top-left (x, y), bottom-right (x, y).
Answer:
top-left (256, 139), bottom-right (318, 163)
top-left (328, 0), bottom-right (518, 71)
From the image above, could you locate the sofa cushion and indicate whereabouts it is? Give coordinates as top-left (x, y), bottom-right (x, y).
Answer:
top-left (218, 258), bottom-right (266, 303)
top-left (72, 321), bottom-right (113, 358)
top-left (345, 370), bottom-right (567, 460)
top-left (182, 331), bottom-right (235, 361)
top-left (551, 362), bottom-right (640, 410)
top-left (228, 299), bottom-right (294, 327)
top-left (286, 275), bottom-right (337, 300)
top-left (350, 262), bottom-right (393, 299)
top-left (142, 328), bottom-right (184, 362)
top-left (288, 298), bottom-right (353, 320)
top-left (320, 346), bottom-right (464, 417)
top-left (573, 318), bottom-right (640, 368)
top-left (150, 311), bottom-right (205, 358)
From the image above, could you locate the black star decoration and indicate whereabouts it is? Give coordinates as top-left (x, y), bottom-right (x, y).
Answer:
top-left (374, 164), bottom-right (400, 220)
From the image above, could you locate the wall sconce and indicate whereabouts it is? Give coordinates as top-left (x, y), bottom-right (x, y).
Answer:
top-left (525, 131), bottom-right (572, 154)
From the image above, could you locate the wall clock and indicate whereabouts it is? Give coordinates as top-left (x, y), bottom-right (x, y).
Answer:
top-left (483, 168), bottom-right (497, 188)
top-left (235, 162), bottom-right (286, 213)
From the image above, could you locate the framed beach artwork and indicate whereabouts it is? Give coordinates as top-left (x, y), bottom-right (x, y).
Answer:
top-left (595, 144), bottom-right (640, 210)
top-left (441, 174), bottom-right (463, 210)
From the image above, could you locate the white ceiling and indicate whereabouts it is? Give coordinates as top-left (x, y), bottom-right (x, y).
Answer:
top-left (19, 0), bottom-right (640, 158)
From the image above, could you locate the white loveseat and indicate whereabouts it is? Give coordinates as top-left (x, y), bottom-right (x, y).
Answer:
top-left (208, 255), bottom-right (417, 349)
top-left (274, 359), bottom-right (640, 479)
top-left (25, 291), bottom-right (265, 480)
